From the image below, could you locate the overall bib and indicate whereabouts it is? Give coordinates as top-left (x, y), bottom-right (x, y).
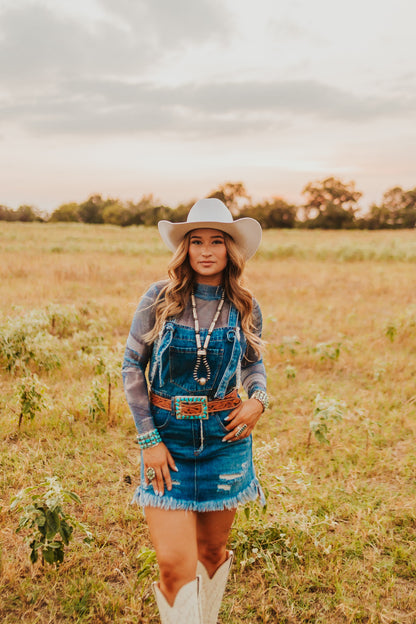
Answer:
top-left (135, 292), bottom-right (264, 511)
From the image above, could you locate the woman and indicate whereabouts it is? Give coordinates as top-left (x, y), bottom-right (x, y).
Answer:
top-left (122, 198), bottom-right (268, 623)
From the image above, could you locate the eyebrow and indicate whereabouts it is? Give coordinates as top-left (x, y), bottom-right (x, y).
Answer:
top-left (190, 234), bottom-right (225, 240)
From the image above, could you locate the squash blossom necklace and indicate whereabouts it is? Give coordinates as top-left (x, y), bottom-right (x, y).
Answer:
top-left (191, 289), bottom-right (225, 386)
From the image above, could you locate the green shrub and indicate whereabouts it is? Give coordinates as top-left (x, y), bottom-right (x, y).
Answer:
top-left (10, 477), bottom-right (92, 567)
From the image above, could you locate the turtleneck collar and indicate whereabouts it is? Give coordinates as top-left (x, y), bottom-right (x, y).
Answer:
top-left (193, 282), bottom-right (224, 300)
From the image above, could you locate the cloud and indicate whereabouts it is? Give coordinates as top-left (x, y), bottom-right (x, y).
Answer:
top-left (267, 15), bottom-right (327, 45)
top-left (97, 0), bottom-right (230, 47)
top-left (1, 75), bottom-right (414, 138)
top-left (0, 4), bottom-right (144, 88)
top-left (0, 0), bottom-right (230, 90)
top-left (178, 80), bottom-right (416, 120)
top-left (0, 2), bottom-right (414, 140)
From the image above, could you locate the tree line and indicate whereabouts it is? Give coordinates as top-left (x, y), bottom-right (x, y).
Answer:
top-left (1, 178), bottom-right (415, 229)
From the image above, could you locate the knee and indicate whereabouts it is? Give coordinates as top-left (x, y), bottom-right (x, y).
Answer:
top-left (198, 541), bottom-right (227, 569)
top-left (158, 551), bottom-right (196, 594)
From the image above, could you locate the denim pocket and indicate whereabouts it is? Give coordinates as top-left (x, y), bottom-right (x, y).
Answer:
top-left (151, 406), bottom-right (171, 430)
top-left (213, 412), bottom-right (229, 434)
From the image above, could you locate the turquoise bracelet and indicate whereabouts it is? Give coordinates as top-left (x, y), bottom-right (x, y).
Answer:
top-left (137, 428), bottom-right (162, 449)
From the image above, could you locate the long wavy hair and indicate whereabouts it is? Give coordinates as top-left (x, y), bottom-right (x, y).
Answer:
top-left (144, 231), bottom-right (263, 357)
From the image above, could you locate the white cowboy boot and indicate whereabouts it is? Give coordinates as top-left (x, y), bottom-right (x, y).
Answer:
top-left (152, 576), bottom-right (203, 624)
top-left (197, 551), bottom-right (234, 624)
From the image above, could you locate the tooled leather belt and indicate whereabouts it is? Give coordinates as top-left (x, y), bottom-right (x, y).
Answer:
top-left (149, 390), bottom-right (241, 420)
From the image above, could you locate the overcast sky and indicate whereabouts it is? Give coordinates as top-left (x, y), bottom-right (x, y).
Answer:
top-left (1, 0), bottom-right (415, 213)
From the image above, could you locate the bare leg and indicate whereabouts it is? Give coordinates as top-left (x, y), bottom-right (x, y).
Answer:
top-left (145, 507), bottom-right (198, 606)
top-left (196, 509), bottom-right (236, 577)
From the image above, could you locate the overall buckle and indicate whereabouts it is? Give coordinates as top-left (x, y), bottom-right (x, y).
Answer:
top-left (174, 395), bottom-right (208, 420)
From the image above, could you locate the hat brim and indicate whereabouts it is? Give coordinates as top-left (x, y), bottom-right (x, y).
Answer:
top-left (158, 218), bottom-right (262, 260)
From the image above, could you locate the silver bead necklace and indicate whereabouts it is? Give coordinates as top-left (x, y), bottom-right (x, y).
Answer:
top-left (191, 289), bottom-right (225, 386)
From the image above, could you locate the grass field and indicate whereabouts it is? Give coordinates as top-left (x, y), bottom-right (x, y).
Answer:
top-left (1, 222), bottom-right (416, 623)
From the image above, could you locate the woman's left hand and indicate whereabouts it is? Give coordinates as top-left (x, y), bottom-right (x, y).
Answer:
top-left (222, 398), bottom-right (264, 442)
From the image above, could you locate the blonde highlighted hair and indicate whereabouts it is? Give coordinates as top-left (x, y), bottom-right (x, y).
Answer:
top-left (144, 231), bottom-right (263, 357)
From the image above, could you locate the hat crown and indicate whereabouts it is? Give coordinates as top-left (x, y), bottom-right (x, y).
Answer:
top-left (187, 198), bottom-right (233, 224)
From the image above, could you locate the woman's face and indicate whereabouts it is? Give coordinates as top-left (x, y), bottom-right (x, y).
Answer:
top-left (188, 228), bottom-right (228, 285)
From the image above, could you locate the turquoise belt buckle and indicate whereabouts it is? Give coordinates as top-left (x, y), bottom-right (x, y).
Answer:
top-left (174, 395), bottom-right (208, 420)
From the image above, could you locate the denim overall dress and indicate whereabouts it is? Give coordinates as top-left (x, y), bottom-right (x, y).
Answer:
top-left (136, 286), bottom-right (265, 512)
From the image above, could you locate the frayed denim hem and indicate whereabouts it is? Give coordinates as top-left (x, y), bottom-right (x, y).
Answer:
top-left (131, 478), bottom-right (266, 512)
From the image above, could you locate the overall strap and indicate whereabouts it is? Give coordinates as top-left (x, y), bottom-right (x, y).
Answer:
top-left (227, 303), bottom-right (239, 329)
top-left (148, 319), bottom-right (175, 386)
top-left (214, 303), bottom-right (242, 399)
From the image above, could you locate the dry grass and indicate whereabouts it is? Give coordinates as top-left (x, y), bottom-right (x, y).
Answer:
top-left (1, 222), bottom-right (416, 623)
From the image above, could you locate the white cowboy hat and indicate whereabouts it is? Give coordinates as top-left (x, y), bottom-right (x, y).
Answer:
top-left (158, 198), bottom-right (262, 260)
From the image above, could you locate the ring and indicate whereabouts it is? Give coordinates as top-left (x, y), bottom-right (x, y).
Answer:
top-left (234, 424), bottom-right (248, 438)
top-left (146, 467), bottom-right (156, 481)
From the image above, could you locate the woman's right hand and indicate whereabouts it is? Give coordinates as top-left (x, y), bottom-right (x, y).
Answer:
top-left (142, 443), bottom-right (178, 496)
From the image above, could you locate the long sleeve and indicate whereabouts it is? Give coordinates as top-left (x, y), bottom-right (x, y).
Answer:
top-left (122, 281), bottom-right (166, 435)
top-left (241, 299), bottom-right (267, 397)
